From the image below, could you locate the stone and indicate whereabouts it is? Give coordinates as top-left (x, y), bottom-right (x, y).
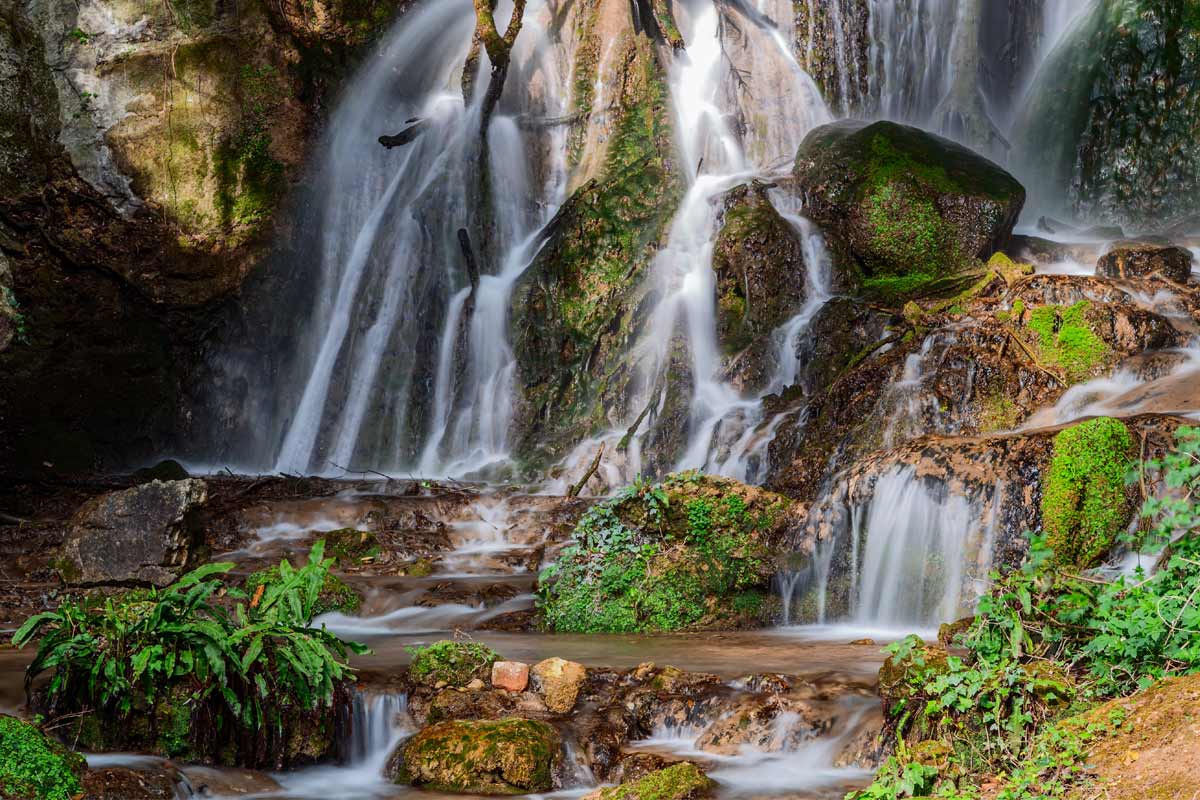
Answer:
top-left (492, 661), bottom-right (531, 692)
top-left (793, 120), bottom-right (1025, 294)
top-left (393, 717), bottom-right (562, 794)
top-left (1096, 242), bottom-right (1193, 284)
top-left (531, 658), bottom-right (587, 714)
top-left (59, 479), bottom-right (208, 587)
top-left (466, 678), bottom-right (485, 691)
top-left (694, 695), bottom-right (829, 754)
top-left (82, 766), bottom-right (178, 799)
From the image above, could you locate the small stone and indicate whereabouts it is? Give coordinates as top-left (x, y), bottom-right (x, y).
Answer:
top-left (466, 678), bottom-right (485, 691)
top-left (531, 657), bottom-right (587, 714)
top-left (850, 638), bottom-right (876, 646)
top-left (492, 661), bottom-right (530, 692)
top-left (435, 680), bottom-right (448, 689)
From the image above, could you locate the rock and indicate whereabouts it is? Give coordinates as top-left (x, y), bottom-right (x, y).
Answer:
top-left (0, 714), bottom-right (86, 800)
top-left (1096, 242), bottom-right (1194, 283)
top-left (466, 678), bottom-right (485, 691)
top-left (793, 120), bottom-right (1025, 294)
top-left (937, 618), bottom-right (974, 649)
top-left (538, 474), bottom-right (792, 633)
top-left (131, 459), bottom-right (190, 482)
top-left (417, 689), bottom-right (519, 726)
top-left (324, 528), bottom-right (380, 564)
top-left (82, 766), bottom-right (178, 799)
top-left (394, 717), bottom-right (562, 794)
top-left (531, 658), bottom-right (587, 714)
top-left (492, 661), bottom-right (530, 692)
top-left (582, 763), bottom-right (714, 800)
top-left (712, 182), bottom-right (808, 388)
top-left (694, 695), bottom-right (829, 754)
top-left (59, 479), bottom-right (208, 587)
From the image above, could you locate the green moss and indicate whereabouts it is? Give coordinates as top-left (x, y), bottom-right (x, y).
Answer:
top-left (1042, 417), bottom-right (1135, 568)
top-left (537, 474), bottom-right (786, 633)
top-left (979, 391), bottom-right (1021, 433)
top-left (245, 567), bottom-right (362, 616)
top-left (407, 641), bottom-right (499, 687)
top-left (1024, 301), bottom-right (1110, 383)
top-left (595, 763), bottom-right (714, 800)
top-left (398, 717), bottom-right (560, 794)
top-left (0, 715), bottom-right (85, 800)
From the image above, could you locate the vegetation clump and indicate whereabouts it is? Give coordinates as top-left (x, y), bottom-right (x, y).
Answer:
top-left (589, 763), bottom-right (714, 800)
top-left (408, 641), bottom-right (500, 687)
top-left (1023, 301), bottom-right (1110, 383)
top-left (537, 473), bottom-right (788, 633)
top-left (0, 714), bottom-right (85, 800)
top-left (850, 426), bottom-right (1200, 799)
top-left (13, 541), bottom-right (367, 767)
top-left (245, 564), bottom-right (362, 616)
top-left (1041, 417), bottom-right (1134, 569)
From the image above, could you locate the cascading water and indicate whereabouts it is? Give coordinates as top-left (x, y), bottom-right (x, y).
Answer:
top-left (211, 0), bottom-right (569, 477)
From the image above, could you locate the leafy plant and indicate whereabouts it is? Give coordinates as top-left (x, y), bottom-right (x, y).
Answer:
top-left (0, 714), bottom-right (85, 800)
top-left (14, 542), bottom-right (368, 734)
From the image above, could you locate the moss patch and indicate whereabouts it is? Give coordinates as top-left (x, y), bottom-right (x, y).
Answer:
top-left (1042, 417), bottom-right (1135, 568)
top-left (1024, 301), bottom-right (1110, 383)
top-left (407, 641), bottom-right (499, 687)
top-left (0, 715), bottom-right (85, 800)
top-left (537, 473), bottom-right (788, 633)
top-left (594, 763), bottom-right (714, 800)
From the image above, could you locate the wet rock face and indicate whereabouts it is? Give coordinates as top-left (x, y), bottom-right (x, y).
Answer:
top-left (394, 717), bottom-right (563, 794)
top-left (59, 479), bottom-right (208, 586)
top-left (1096, 242), bottom-right (1195, 283)
top-left (793, 120), bottom-right (1025, 290)
top-left (81, 766), bottom-right (178, 799)
top-left (712, 183), bottom-right (807, 391)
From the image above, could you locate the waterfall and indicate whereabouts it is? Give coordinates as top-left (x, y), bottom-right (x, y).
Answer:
top-left (782, 468), bottom-right (1001, 631)
top-left (345, 691), bottom-right (410, 767)
top-left (210, 0), bottom-right (569, 477)
top-left (866, 0), bottom-right (957, 125)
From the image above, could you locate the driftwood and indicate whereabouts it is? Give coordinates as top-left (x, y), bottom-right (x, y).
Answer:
top-left (379, 118), bottom-right (429, 149)
top-left (568, 444), bottom-right (605, 498)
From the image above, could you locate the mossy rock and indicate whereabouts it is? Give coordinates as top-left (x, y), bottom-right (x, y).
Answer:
top-left (585, 763), bottom-right (714, 800)
top-left (244, 567), bottom-right (362, 616)
top-left (878, 642), bottom-right (950, 717)
top-left (1041, 417), bottom-right (1135, 569)
top-left (324, 528), bottom-right (379, 564)
top-left (395, 717), bottom-right (561, 794)
top-left (0, 715), bottom-right (85, 800)
top-left (537, 473), bottom-right (792, 633)
top-left (1020, 301), bottom-right (1111, 384)
top-left (794, 120), bottom-right (1025, 296)
top-left (408, 641), bottom-right (500, 688)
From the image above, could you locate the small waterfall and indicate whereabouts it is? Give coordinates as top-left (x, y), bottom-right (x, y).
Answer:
top-left (345, 691), bottom-right (410, 767)
top-left (866, 0), bottom-right (957, 125)
top-left (782, 468), bottom-right (1001, 631)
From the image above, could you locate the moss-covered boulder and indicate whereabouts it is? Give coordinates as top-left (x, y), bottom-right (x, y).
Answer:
top-left (712, 183), bottom-right (807, 362)
top-left (0, 714), bottom-right (85, 800)
top-left (583, 763), bottom-right (714, 800)
top-left (394, 717), bottom-right (562, 794)
top-left (1041, 417), bottom-right (1135, 569)
top-left (793, 120), bottom-right (1025, 296)
top-left (1096, 242), bottom-right (1194, 283)
top-left (408, 641), bottom-right (500, 688)
top-left (245, 565), bottom-right (362, 616)
top-left (537, 473), bottom-right (791, 633)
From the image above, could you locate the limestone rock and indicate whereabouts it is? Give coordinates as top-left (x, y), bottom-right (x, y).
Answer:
top-left (59, 479), bottom-right (208, 587)
top-left (493, 661), bottom-right (530, 692)
top-left (393, 717), bottom-right (562, 794)
top-left (531, 658), bottom-right (587, 714)
top-left (1096, 242), bottom-right (1194, 283)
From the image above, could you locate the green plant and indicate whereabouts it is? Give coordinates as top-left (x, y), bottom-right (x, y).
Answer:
top-left (1024, 301), bottom-right (1109, 382)
top-left (14, 542), bottom-right (367, 732)
top-left (407, 641), bottom-right (499, 687)
top-left (0, 715), bottom-right (84, 800)
top-left (1041, 417), bottom-right (1134, 568)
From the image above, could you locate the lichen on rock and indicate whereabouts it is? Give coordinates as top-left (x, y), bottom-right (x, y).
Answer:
top-left (394, 717), bottom-right (562, 794)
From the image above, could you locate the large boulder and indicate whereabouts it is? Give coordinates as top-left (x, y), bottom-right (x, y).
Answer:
top-left (393, 717), bottom-right (562, 794)
top-left (1096, 242), bottom-right (1194, 283)
top-left (537, 474), bottom-right (791, 633)
top-left (59, 479), bottom-right (208, 586)
top-left (793, 120), bottom-right (1025, 295)
top-left (0, 714), bottom-right (86, 800)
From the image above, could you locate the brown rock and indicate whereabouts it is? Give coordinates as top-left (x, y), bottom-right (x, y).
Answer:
top-left (493, 660), bottom-right (531, 692)
top-left (531, 657), bottom-right (587, 714)
top-left (1097, 242), bottom-right (1193, 283)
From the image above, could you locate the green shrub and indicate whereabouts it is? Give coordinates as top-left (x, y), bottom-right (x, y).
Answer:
top-left (1041, 417), bottom-right (1134, 568)
top-left (14, 542), bottom-right (368, 737)
top-left (537, 473), bottom-right (785, 633)
top-left (0, 715), bottom-right (84, 800)
top-left (407, 641), bottom-right (499, 687)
